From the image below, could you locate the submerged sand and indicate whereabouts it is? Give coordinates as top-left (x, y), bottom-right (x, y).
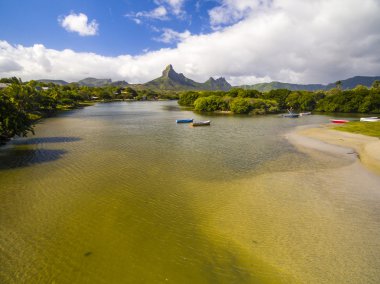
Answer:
top-left (287, 124), bottom-right (380, 175)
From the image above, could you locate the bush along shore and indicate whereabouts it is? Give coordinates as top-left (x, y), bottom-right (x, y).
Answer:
top-left (1, 77), bottom-right (380, 144)
top-left (0, 77), bottom-right (178, 145)
top-left (178, 81), bottom-right (380, 115)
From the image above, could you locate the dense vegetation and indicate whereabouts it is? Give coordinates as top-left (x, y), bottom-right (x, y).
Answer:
top-left (178, 81), bottom-right (380, 114)
top-left (1, 76), bottom-right (380, 144)
top-left (178, 89), bottom-right (281, 114)
top-left (0, 77), bottom-right (178, 144)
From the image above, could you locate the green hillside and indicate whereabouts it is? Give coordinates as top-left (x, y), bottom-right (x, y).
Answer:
top-left (240, 76), bottom-right (380, 92)
top-left (37, 79), bottom-right (69, 85)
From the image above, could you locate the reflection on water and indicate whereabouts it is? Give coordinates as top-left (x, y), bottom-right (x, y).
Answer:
top-left (0, 137), bottom-right (81, 169)
top-left (0, 101), bottom-right (380, 283)
top-left (13, 136), bottom-right (81, 145)
top-left (0, 149), bottom-right (67, 169)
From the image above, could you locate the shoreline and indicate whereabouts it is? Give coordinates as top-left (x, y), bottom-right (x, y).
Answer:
top-left (287, 124), bottom-right (380, 175)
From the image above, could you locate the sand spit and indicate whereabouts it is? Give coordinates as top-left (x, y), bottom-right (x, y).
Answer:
top-left (287, 124), bottom-right (380, 175)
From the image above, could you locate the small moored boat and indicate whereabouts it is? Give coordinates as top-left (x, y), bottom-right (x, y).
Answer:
top-left (176, 118), bottom-right (193, 123)
top-left (281, 108), bottom-right (299, 118)
top-left (192, 120), bottom-right (211, 127)
top-left (283, 113), bottom-right (299, 118)
top-left (360, 117), bottom-right (380, 122)
top-left (330, 119), bottom-right (349, 124)
top-left (299, 112), bottom-right (312, 116)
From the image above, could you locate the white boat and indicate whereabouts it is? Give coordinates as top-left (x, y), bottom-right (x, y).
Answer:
top-left (282, 113), bottom-right (299, 118)
top-left (281, 108), bottom-right (299, 118)
top-left (299, 112), bottom-right (311, 116)
top-left (360, 117), bottom-right (380, 122)
top-left (192, 120), bottom-right (211, 126)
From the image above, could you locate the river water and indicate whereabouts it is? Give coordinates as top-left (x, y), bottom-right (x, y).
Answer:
top-left (1, 101), bottom-right (380, 283)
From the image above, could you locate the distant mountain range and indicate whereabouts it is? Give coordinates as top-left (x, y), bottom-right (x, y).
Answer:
top-left (141, 64), bottom-right (231, 91)
top-left (37, 78), bottom-right (129, 87)
top-left (37, 66), bottom-right (380, 92)
top-left (37, 79), bottom-right (70, 86)
top-left (38, 65), bottom-right (231, 91)
top-left (240, 76), bottom-right (380, 92)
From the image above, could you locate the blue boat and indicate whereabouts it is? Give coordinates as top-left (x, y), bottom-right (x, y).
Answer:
top-left (176, 118), bottom-right (193, 123)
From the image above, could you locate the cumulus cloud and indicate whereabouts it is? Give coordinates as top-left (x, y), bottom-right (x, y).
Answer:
top-left (2, 0), bottom-right (380, 85)
top-left (209, 0), bottom-right (272, 29)
top-left (127, 0), bottom-right (186, 23)
top-left (154, 0), bottom-right (186, 17)
top-left (59, 12), bottom-right (99, 36)
top-left (155, 29), bottom-right (191, 43)
top-left (0, 58), bottom-right (23, 72)
top-left (138, 6), bottom-right (168, 21)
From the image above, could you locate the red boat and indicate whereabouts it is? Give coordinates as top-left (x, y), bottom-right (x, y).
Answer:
top-left (330, 119), bottom-right (349, 124)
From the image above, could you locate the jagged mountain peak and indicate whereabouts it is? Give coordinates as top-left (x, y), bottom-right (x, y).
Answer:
top-left (143, 65), bottom-right (232, 91)
top-left (204, 76), bottom-right (231, 91)
top-left (160, 64), bottom-right (188, 83)
top-left (215, 77), bottom-right (227, 82)
top-left (162, 64), bottom-right (176, 78)
top-left (164, 64), bottom-right (173, 71)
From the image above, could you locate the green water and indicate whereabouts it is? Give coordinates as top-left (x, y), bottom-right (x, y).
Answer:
top-left (1, 101), bottom-right (380, 283)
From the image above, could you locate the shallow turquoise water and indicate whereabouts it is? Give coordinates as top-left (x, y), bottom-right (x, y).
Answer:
top-left (1, 101), bottom-right (380, 283)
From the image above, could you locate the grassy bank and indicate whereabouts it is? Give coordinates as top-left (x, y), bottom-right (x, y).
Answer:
top-left (334, 121), bottom-right (380, 138)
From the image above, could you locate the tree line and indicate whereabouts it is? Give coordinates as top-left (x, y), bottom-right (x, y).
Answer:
top-left (178, 81), bottom-right (380, 114)
top-left (0, 77), bottom-right (178, 144)
top-left (1, 77), bottom-right (380, 144)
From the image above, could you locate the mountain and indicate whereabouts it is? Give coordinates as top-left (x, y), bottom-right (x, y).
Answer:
top-left (239, 76), bottom-right (380, 92)
top-left (37, 78), bottom-right (128, 87)
top-left (203, 77), bottom-right (231, 91)
top-left (144, 64), bottom-right (199, 90)
top-left (109, 80), bottom-right (129, 87)
top-left (77, 78), bottom-right (113, 87)
top-left (143, 64), bottom-right (232, 91)
top-left (36, 69), bottom-right (379, 92)
top-left (37, 79), bottom-right (69, 85)
top-left (325, 76), bottom-right (380, 90)
top-left (77, 78), bottom-right (129, 87)
top-left (240, 82), bottom-right (325, 92)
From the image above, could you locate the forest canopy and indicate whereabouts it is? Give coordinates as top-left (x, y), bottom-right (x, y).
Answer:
top-left (178, 81), bottom-right (380, 114)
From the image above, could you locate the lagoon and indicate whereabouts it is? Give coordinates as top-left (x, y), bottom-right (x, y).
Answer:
top-left (1, 101), bottom-right (380, 283)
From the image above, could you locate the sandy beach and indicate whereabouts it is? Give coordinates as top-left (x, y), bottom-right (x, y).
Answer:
top-left (287, 124), bottom-right (380, 175)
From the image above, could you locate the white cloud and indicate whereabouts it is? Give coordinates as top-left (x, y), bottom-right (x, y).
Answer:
top-left (135, 6), bottom-right (168, 21)
top-left (2, 0), bottom-right (380, 85)
top-left (209, 0), bottom-right (272, 29)
top-left (59, 12), bottom-right (98, 36)
top-left (0, 57), bottom-right (22, 72)
top-left (227, 75), bottom-right (273, 86)
top-left (155, 29), bottom-right (191, 43)
top-left (154, 0), bottom-right (186, 16)
top-left (133, 18), bottom-right (142, 25)
top-left (127, 0), bottom-right (186, 23)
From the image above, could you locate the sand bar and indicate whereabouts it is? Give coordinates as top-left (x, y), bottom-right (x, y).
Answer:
top-left (287, 124), bottom-right (380, 175)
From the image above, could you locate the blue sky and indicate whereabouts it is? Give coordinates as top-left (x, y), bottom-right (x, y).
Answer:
top-left (0, 0), bottom-right (217, 56)
top-left (0, 0), bottom-right (380, 84)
